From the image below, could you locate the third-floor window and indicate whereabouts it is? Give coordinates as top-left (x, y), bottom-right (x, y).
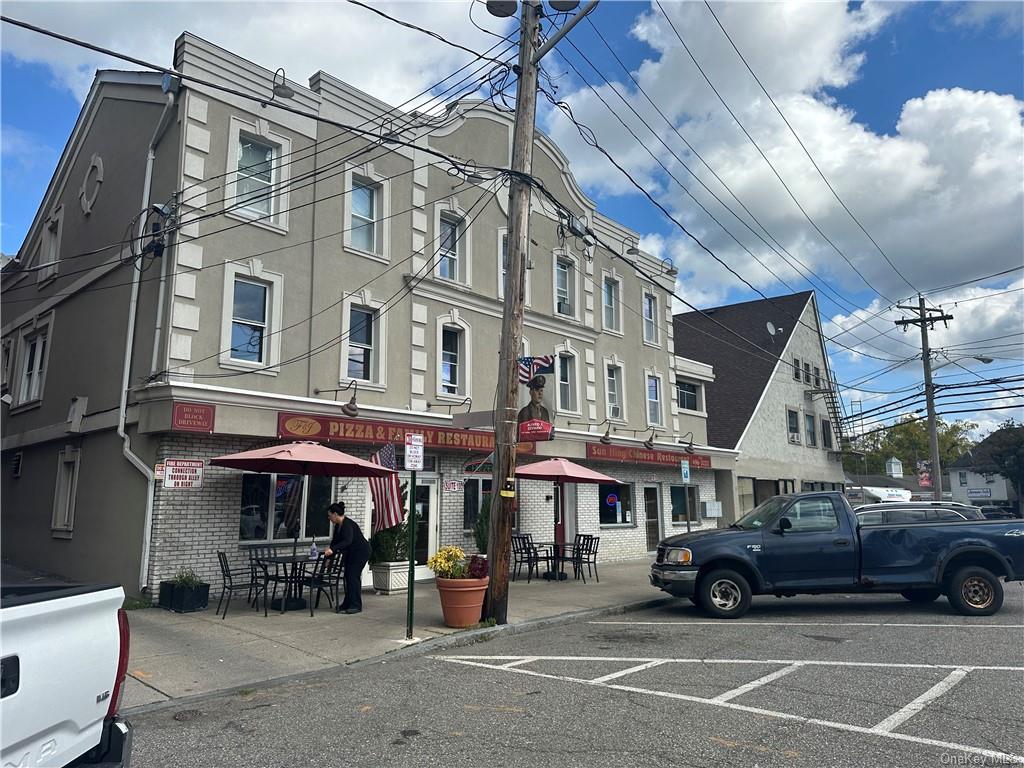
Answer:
top-left (602, 277), bottom-right (621, 331)
top-left (350, 178), bottom-right (378, 253)
top-left (236, 136), bottom-right (275, 218)
top-left (642, 291), bottom-right (658, 344)
top-left (555, 258), bottom-right (575, 317)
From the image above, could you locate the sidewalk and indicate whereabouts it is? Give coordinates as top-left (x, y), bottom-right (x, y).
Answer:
top-left (122, 557), bottom-right (660, 711)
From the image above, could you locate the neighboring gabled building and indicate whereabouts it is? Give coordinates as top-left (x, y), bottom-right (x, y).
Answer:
top-left (949, 424), bottom-right (1023, 512)
top-left (674, 291), bottom-right (846, 514)
top-left (1, 33), bottom-right (739, 595)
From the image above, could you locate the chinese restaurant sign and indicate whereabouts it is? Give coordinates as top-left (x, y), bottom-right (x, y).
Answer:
top-left (277, 412), bottom-right (534, 454)
top-left (586, 443), bottom-right (712, 469)
top-left (171, 402), bottom-right (215, 432)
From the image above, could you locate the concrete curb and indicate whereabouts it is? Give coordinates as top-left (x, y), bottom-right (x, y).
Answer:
top-left (122, 596), bottom-right (673, 718)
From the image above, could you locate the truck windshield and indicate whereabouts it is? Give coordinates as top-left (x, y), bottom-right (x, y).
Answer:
top-left (733, 497), bottom-right (788, 530)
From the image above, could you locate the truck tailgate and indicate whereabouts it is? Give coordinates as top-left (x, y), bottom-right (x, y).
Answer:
top-left (1, 586), bottom-right (125, 767)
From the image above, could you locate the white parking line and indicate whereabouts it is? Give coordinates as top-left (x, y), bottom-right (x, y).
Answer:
top-left (870, 668), bottom-right (970, 733)
top-left (589, 660), bottom-right (668, 684)
top-left (433, 655), bottom-right (1024, 765)
top-left (499, 657), bottom-right (538, 669)
top-left (591, 621), bottom-right (1024, 629)
top-left (712, 662), bottom-right (803, 703)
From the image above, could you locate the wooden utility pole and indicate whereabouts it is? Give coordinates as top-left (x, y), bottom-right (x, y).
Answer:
top-left (486, 1), bottom-right (543, 625)
top-left (895, 296), bottom-right (954, 501)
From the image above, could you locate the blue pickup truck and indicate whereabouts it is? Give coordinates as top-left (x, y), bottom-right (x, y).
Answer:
top-left (650, 492), bottom-right (1024, 618)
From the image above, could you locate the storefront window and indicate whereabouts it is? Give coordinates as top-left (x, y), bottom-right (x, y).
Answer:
top-left (463, 477), bottom-right (492, 530)
top-left (599, 483), bottom-right (632, 525)
top-left (670, 485), bottom-right (699, 524)
top-left (239, 472), bottom-right (333, 542)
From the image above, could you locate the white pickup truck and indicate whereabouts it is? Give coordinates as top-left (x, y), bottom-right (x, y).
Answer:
top-left (1, 583), bottom-right (132, 767)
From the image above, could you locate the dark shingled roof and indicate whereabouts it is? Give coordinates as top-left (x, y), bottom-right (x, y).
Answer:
top-left (950, 425), bottom-right (1024, 471)
top-left (673, 291), bottom-right (814, 450)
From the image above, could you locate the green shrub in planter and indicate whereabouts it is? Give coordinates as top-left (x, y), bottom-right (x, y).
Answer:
top-left (158, 567), bottom-right (210, 613)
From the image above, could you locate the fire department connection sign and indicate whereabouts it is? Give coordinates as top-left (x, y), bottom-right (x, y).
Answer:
top-left (163, 459), bottom-right (204, 489)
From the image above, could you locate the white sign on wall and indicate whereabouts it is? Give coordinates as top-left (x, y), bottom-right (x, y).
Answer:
top-left (163, 459), bottom-right (204, 489)
top-left (404, 433), bottom-right (424, 471)
top-left (703, 500), bottom-right (723, 518)
top-left (967, 488), bottom-right (992, 499)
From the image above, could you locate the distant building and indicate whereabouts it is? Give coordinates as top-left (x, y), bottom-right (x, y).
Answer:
top-left (949, 425), bottom-right (1023, 511)
top-left (674, 291), bottom-right (845, 514)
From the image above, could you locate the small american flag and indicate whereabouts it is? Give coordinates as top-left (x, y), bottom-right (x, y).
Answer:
top-left (369, 443), bottom-right (404, 534)
top-left (517, 355), bottom-right (555, 384)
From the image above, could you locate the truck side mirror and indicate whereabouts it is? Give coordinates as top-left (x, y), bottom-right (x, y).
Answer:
top-left (774, 517), bottom-right (793, 534)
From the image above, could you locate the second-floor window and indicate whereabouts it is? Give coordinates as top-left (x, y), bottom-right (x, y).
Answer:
top-left (230, 279), bottom-right (268, 363)
top-left (805, 413), bottom-right (817, 447)
top-left (813, 366), bottom-right (821, 388)
top-left (350, 178), bottom-right (378, 253)
top-left (787, 408), bottom-right (800, 442)
top-left (642, 291), bottom-right (658, 344)
top-left (236, 136), bottom-right (275, 218)
top-left (793, 358), bottom-right (801, 381)
top-left (803, 361), bottom-right (812, 384)
top-left (647, 375), bottom-right (662, 426)
top-left (676, 380), bottom-right (700, 411)
top-left (607, 364), bottom-right (623, 420)
top-left (439, 216), bottom-right (461, 281)
top-left (19, 331), bottom-right (47, 404)
top-left (602, 277), bottom-right (620, 331)
top-left (822, 419), bottom-right (833, 449)
top-left (347, 307), bottom-right (376, 381)
top-left (558, 353), bottom-right (578, 412)
top-left (441, 326), bottom-right (461, 395)
top-left (555, 258), bottom-right (575, 316)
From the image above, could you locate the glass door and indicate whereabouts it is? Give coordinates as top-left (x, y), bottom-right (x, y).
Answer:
top-left (406, 478), bottom-right (439, 580)
top-left (644, 486), bottom-right (661, 552)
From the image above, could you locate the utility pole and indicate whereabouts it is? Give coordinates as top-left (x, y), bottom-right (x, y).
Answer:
top-left (895, 296), bottom-right (954, 501)
top-left (485, 0), bottom-right (598, 624)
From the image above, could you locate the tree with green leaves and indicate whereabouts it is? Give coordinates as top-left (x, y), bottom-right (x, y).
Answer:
top-left (844, 416), bottom-right (977, 478)
top-left (978, 419), bottom-right (1024, 505)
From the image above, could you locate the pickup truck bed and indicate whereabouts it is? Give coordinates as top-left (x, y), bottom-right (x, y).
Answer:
top-left (1, 583), bottom-right (132, 767)
top-left (651, 492), bottom-right (1024, 619)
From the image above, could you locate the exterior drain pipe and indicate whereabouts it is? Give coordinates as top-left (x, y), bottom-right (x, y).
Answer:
top-left (120, 85), bottom-right (177, 593)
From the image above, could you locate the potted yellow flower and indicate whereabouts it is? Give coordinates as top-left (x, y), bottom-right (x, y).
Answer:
top-left (427, 545), bottom-right (489, 628)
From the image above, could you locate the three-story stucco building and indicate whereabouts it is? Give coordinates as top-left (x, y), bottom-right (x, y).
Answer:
top-left (1, 34), bottom-right (740, 594)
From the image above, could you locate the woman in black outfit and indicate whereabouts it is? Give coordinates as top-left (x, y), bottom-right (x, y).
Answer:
top-left (324, 502), bottom-right (370, 614)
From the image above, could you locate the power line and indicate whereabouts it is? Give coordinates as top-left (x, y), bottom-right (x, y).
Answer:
top-left (921, 266), bottom-right (1024, 295)
top-left (701, 0), bottom-right (918, 294)
top-left (652, 0), bottom-right (899, 306)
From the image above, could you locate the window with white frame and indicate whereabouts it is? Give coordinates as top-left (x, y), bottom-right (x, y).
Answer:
top-left (438, 214), bottom-right (464, 282)
top-left (235, 135), bottom-right (276, 218)
top-left (959, 471), bottom-right (968, 487)
top-left (497, 230), bottom-right (530, 304)
top-left (793, 358), bottom-right (801, 381)
top-left (2, 337), bottom-right (14, 397)
top-left (51, 445), bottom-right (80, 537)
top-left (787, 408), bottom-right (800, 442)
top-left (646, 374), bottom-right (663, 426)
top-left (602, 276), bottom-right (621, 332)
top-left (230, 278), bottom-right (269, 363)
top-left (441, 326), bottom-right (462, 395)
top-left (642, 290), bottom-right (659, 344)
top-left (37, 207), bottom-right (62, 284)
top-left (346, 306), bottom-right (376, 381)
top-left (803, 361), bottom-right (812, 384)
top-left (805, 413), bottom-right (817, 447)
top-left (606, 364), bottom-right (623, 420)
top-left (350, 177), bottom-right (379, 253)
top-left (557, 352), bottom-right (578, 412)
top-left (18, 330), bottom-right (48, 405)
top-left (676, 380), bottom-right (701, 411)
top-left (238, 473), bottom-right (332, 542)
top-left (555, 257), bottom-right (575, 317)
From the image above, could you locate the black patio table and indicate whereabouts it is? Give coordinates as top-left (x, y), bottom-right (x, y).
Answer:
top-left (261, 552), bottom-right (320, 612)
top-left (535, 541), bottom-right (579, 582)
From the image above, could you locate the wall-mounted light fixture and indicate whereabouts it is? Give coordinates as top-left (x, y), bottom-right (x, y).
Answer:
top-left (676, 431), bottom-right (695, 454)
top-left (427, 396), bottom-right (473, 414)
top-left (262, 68), bottom-right (295, 107)
top-left (313, 380), bottom-right (360, 417)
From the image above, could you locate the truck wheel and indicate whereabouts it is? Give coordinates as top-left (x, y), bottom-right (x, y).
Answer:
top-left (698, 569), bottom-right (752, 619)
top-left (947, 567), bottom-right (1003, 616)
top-left (900, 588), bottom-right (941, 603)
top-left (688, 596), bottom-right (702, 607)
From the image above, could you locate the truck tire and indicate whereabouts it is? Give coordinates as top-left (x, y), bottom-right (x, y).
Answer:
top-left (698, 569), bottom-right (752, 619)
top-left (688, 596), bottom-right (702, 607)
top-left (900, 588), bottom-right (941, 603)
top-left (947, 567), bottom-right (1003, 616)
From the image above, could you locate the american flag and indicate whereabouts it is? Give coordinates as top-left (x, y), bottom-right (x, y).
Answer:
top-left (369, 443), bottom-right (404, 534)
top-left (517, 355), bottom-right (555, 384)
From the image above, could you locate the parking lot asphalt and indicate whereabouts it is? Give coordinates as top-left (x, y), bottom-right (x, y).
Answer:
top-left (131, 586), bottom-right (1024, 768)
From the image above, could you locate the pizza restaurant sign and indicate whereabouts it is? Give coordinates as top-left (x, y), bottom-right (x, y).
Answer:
top-left (586, 443), bottom-right (712, 469)
top-left (277, 412), bottom-right (534, 453)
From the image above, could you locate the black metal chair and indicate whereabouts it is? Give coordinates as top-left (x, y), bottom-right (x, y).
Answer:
top-left (304, 554), bottom-right (345, 616)
top-left (511, 534), bottom-right (548, 583)
top-left (249, 545), bottom-right (288, 616)
top-left (216, 551), bottom-right (265, 619)
top-left (578, 534), bottom-right (600, 583)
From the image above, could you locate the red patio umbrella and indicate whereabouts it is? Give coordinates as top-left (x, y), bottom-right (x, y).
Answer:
top-left (515, 458), bottom-right (620, 549)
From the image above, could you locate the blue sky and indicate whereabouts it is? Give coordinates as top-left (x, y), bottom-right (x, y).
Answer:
top-left (2, 1), bottom-right (1021, 436)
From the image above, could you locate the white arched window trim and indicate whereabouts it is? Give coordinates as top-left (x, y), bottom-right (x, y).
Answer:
top-left (434, 309), bottom-right (473, 402)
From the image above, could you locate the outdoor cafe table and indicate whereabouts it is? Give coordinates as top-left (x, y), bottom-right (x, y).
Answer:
top-left (261, 552), bottom-right (319, 612)
top-left (535, 541), bottom-right (579, 581)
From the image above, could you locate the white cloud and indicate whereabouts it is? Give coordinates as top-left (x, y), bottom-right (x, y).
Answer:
top-left (945, 1), bottom-right (1024, 34)
top-left (1, 125), bottom-right (58, 171)
top-left (1, 1), bottom-right (513, 106)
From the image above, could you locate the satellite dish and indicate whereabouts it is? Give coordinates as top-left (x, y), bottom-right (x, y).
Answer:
top-left (766, 321), bottom-right (777, 337)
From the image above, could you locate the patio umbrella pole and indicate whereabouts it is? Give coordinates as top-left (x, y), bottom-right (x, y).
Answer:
top-left (406, 469), bottom-right (417, 640)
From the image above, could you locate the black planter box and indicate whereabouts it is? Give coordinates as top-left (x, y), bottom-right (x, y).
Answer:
top-left (158, 581), bottom-right (210, 613)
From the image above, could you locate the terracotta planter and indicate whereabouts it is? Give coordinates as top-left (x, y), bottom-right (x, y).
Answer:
top-left (435, 576), bottom-right (489, 628)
